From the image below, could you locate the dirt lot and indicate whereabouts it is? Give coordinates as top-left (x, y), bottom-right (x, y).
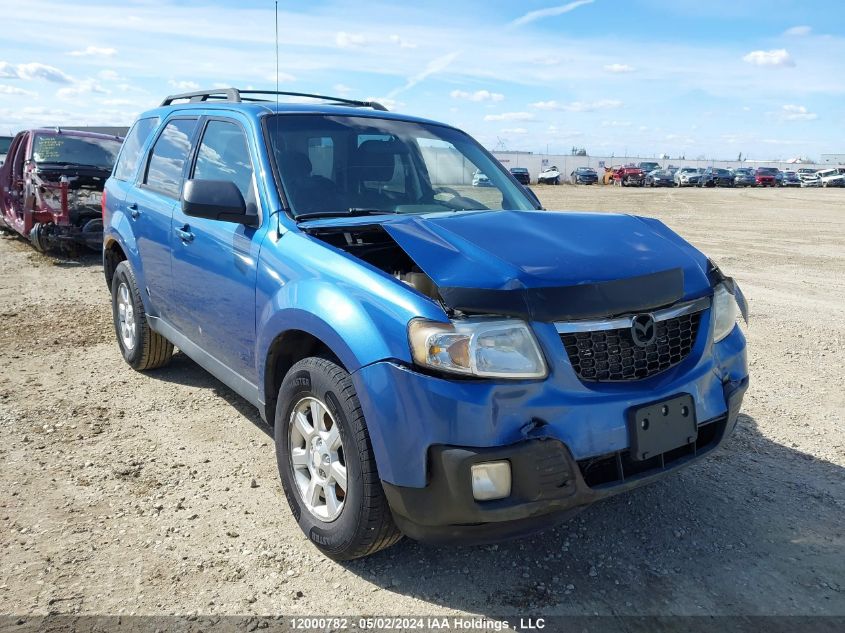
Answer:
top-left (0, 187), bottom-right (843, 618)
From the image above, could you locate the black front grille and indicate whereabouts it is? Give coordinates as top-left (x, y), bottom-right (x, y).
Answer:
top-left (561, 311), bottom-right (703, 382)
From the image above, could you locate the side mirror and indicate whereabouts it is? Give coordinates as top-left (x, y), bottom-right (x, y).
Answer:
top-left (182, 179), bottom-right (254, 225)
top-left (521, 184), bottom-right (543, 210)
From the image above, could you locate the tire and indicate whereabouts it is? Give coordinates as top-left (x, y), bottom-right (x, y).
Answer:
top-left (275, 356), bottom-right (402, 560)
top-left (111, 261), bottom-right (173, 371)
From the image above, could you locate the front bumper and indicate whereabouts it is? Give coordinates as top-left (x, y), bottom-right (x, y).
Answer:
top-left (384, 378), bottom-right (747, 543)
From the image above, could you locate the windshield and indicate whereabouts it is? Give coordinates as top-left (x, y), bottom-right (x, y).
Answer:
top-left (510, 167), bottom-right (528, 173)
top-left (32, 133), bottom-right (122, 169)
top-left (0, 137), bottom-right (12, 155)
top-left (264, 114), bottom-right (535, 218)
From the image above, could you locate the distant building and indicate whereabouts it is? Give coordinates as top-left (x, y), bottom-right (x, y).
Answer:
top-left (819, 154), bottom-right (845, 165)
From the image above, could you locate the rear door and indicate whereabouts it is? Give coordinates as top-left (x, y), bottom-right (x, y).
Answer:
top-left (169, 116), bottom-right (265, 381)
top-left (128, 116), bottom-right (199, 320)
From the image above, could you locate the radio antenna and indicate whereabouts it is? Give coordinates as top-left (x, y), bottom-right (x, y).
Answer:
top-left (275, 1), bottom-right (280, 111)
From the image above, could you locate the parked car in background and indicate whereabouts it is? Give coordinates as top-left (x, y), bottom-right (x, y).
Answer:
top-left (569, 166), bottom-right (598, 185)
top-left (644, 169), bottom-right (674, 187)
top-left (602, 166), bottom-right (617, 185)
top-left (472, 169), bottom-right (492, 187)
top-left (799, 171), bottom-right (821, 187)
top-left (732, 168), bottom-right (756, 187)
top-left (773, 169), bottom-right (784, 186)
top-left (0, 127), bottom-right (123, 252)
top-left (781, 171), bottom-right (801, 187)
top-left (698, 167), bottom-right (734, 188)
top-left (754, 168), bottom-right (777, 187)
top-left (612, 165), bottom-right (644, 187)
top-left (816, 168), bottom-right (845, 187)
top-left (675, 167), bottom-right (702, 187)
top-left (102, 87), bottom-right (749, 560)
top-left (0, 135), bottom-right (13, 165)
top-left (509, 166), bottom-right (530, 185)
top-left (537, 165), bottom-right (561, 185)
top-left (637, 161), bottom-right (661, 174)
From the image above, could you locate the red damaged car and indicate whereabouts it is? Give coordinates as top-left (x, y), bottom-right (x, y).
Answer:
top-left (612, 165), bottom-right (645, 187)
top-left (0, 128), bottom-right (123, 252)
top-left (754, 167), bottom-right (777, 187)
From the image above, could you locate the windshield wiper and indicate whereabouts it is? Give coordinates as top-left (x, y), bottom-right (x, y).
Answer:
top-left (295, 208), bottom-right (401, 221)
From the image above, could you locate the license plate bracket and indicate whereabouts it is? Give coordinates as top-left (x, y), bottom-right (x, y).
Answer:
top-left (629, 394), bottom-right (697, 461)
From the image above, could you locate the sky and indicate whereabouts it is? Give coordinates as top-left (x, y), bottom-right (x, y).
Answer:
top-left (0, 0), bottom-right (843, 160)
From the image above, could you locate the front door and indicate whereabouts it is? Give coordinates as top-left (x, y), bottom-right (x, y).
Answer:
top-left (169, 117), bottom-right (264, 382)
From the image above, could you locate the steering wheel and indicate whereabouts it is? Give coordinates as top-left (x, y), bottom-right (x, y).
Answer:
top-left (432, 186), bottom-right (488, 211)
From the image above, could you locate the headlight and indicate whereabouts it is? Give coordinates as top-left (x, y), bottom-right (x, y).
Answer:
top-left (408, 318), bottom-right (547, 379)
top-left (712, 283), bottom-right (741, 342)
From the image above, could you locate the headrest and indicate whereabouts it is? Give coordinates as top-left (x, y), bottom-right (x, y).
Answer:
top-left (350, 140), bottom-right (403, 181)
top-left (277, 151), bottom-right (312, 179)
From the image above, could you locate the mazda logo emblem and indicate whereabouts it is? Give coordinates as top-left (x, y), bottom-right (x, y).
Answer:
top-left (631, 314), bottom-right (657, 347)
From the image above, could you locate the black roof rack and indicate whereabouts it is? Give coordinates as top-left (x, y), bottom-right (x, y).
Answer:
top-left (159, 88), bottom-right (388, 111)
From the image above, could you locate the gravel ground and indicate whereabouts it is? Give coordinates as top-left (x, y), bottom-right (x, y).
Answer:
top-left (0, 186), bottom-right (842, 617)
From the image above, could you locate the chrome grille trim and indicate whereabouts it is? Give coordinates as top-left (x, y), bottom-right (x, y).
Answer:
top-left (554, 296), bottom-right (710, 334)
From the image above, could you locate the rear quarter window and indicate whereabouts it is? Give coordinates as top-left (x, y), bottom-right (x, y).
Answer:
top-left (113, 117), bottom-right (159, 181)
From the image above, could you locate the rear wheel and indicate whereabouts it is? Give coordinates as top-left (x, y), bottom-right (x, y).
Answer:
top-left (111, 261), bottom-right (173, 370)
top-left (275, 356), bottom-right (401, 560)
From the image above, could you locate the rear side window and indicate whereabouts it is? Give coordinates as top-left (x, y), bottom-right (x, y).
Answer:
top-left (144, 118), bottom-right (197, 198)
top-left (113, 117), bottom-right (158, 181)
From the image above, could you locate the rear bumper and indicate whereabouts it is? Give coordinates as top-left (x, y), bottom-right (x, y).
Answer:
top-left (383, 377), bottom-right (747, 544)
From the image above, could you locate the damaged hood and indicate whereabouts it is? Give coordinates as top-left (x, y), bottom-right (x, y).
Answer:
top-left (306, 209), bottom-right (714, 321)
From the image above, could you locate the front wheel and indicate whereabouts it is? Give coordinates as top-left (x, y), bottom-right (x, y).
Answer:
top-left (275, 356), bottom-right (402, 560)
top-left (111, 261), bottom-right (173, 370)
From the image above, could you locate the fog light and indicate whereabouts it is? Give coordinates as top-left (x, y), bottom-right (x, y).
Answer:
top-left (471, 461), bottom-right (511, 501)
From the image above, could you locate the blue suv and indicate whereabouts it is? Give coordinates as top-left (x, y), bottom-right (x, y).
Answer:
top-left (103, 88), bottom-right (749, 560)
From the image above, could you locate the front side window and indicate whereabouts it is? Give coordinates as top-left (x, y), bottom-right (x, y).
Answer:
top-left (265, 114), bottom-right (535, 218)
top-left (32, 133), bottom-right (122, 169)
top-left (193, 120), bottom-right (255, 204)
top-left (114, 117), bottom-right (159, 181)
top-left (144, 118), bottom-right (197, 198)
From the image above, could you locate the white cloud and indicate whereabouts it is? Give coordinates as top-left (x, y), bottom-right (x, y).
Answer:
top-left (57, 79), bottom-right (108, 100)
top-left (16, 62), bottom-right (73, 83)
top-left (501, 127), bottom-right (528, 134)
top-left (784, 26), bottom-right (811, 37)
top-left (742, 49), bottom-right (795, 68)
top-left (334, 83), bottom-right (353, 96)
top-left (98, 69), bottom-right (122, 82)
top-left (388, 51), bottom-right (459, 97)
top-left (389, 35), bottom-right (416, 49)
top-left (0, 84), bottom-right (36, 97)
top-left (168, 79), bottom-right (200, 91)
top-left (603, 63), bottom-right (635, 73)
top-left (531, 99), bottom-right (622, 112)
top-left (484, 112), bottom-right (534, 122)
top-left (781, 104), bottom-right (818, 121)
top-left (336, 31), bottom-right (368, 48)
top-left (101, 98), bottom-right (134, 107)
top-left (0, 62), bottom-right (19, 78)
top-left (510, 0), bottom-right (595, 27)
top-left (601, 120), bottom-right (632, 127)
top-left (68, 46), bottom-right (117, 57)
top-left (264, 71), bottom-right (297, 83)
top-left (450, 89), bottom-right (504, 102)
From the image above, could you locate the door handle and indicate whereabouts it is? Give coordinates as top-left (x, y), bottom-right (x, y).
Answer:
top-left (127, 203), bottom-right (140, 219)
top-left (175, 225), bottom-right (194, 243)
